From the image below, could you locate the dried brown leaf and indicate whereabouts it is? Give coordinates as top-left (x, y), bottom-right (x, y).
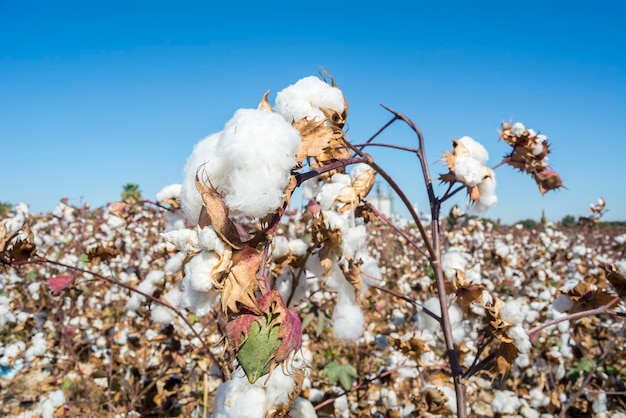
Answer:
top-left (195, 175), bottom-right (242, 250)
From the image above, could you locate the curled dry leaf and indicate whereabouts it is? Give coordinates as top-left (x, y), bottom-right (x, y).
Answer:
top-left (86, 244), bottom-right (121, 266)
top-left (195, 174), bottom-right (242, 250)
top-left (219, 247), bottom-right (262, 314)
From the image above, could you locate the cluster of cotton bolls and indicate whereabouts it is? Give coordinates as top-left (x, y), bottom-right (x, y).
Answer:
top-left (301, 164), bottom-right (383, 341)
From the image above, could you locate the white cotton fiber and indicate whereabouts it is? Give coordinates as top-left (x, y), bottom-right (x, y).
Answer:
top-left (161, 229), bottom-right (199, 253)
top-left (275, 76), bottom-right (345, 123)
top-left (457, 136), bottom-right (489, 163)
top-left (288, 239), bottom-right (309, 257)
top-left (332, 298), bottom-right (365, 340)
top-left (492, 390), bottom-right (521, 414)
top-left (156, 184), bottom-right (182, 203)
top-left (180, 132), bottom-right (225, 225)
top-left (185, 250), bottom-right (219, 293)
top-left (181, 109), bottom-right (301, 221)
top-left (213, 376), bottom-right (267, 418)
top-left (453, 156), bottom-right (486, 187)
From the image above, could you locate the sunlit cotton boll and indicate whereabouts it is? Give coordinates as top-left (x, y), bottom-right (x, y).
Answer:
top-left (332, 297), bottom-right (365, 340)
top-left (472, 169), bottom-right (497, 213)
top-left (457, 136), bottom-right (489, 163)
top-left (213, 368), bottom-right (267, 418)
top-left (453, 156), bottom-right (486, 187)
top-left (216, 109), bottom-right (301, 218)
top-left (180, 132), bottom-right (226, 225)
top-left (275, 75), bottom-right (345, 122)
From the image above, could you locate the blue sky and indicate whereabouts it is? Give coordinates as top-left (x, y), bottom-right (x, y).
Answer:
top-left (1, 1), bottom-right (625, 224)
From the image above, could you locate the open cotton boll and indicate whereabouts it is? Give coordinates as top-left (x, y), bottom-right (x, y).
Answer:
top-left (332, 296), bottom-right (365, 340)
top-left (213, 368), bottom-right (268, 418)
top-left (197, 226), bottom-right (226, 254)
top-left (272, 236), bottom-right (290, 260)
top-left (511, 122), bottom-right (526, 136)
top-left (221, 166), bottom-right (290, 218)
top-left (156, 184), bottom-right (182, 203)
top-left (219, 109), bottom-right (300, 168)
top-left (457, 136), bottom-right (489, 163)
top-left (151, 286), bottom-right (183, 324)
top-left (184, 250), bottom-right (220, 293)
top-left (213, 109), bottom-right (300, 218)
top-left (442, 248), bottom-right (467, 280)
top-left (500, 299), bottom-right (525, 325)
top-left (180, 132), bottom-right (225, 225)
top-left (275, 75), bottom-right (345, 122)
top-left (453, 156), bottom-right (486, 187)
top-left (161, 228), bottom-right (199, 253)
top-left (288, 239), bottom-right (309, 257)
top-left (492, 390), bottom-right (522, 414)
top-left (473, 170), bottom-right (498, 213)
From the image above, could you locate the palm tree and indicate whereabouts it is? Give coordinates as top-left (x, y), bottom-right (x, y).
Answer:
top-left (121, 183), bottom-right (142, 203)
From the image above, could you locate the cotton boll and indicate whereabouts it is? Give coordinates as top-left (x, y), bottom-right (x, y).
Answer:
top-left (197, 226), bottom-right (226, 254)
top-left (156, 184), bottom-right (182, 203)
top-left (272, 236), bottom-right (290, 260)
top-left (151, 287), bottom-right (183, 325)
top-left (316, 182), bottom-right (348, 211)
top-left (500, 300), bottom-right (524, 325)
top-left (288, 239), bottom-right (309, 257)
top-left (185, 251), bottom-right (220, 293)
top-left (473, 170), bottom-right (498, 213)
top-left (332, 298), bottom-right (365, 340)
top-left (180, 132), bottom-right (225, 225)
top-left (456, 136), bottom-right (489, 163)
top-left (453, 156), bottom-right (485, 187)
top-left (442, 249), bottom-right (467, 280)
top-left (161, 229), bottom-right (199, 253)
top-left (24, 332), bottom-right (47, 361)
top-left (289, 397), bottom-right (317, 418)
top-left (262, 363), bottom-right (300, 409)
top-left (511, 122), bottom-right (526, 136)
top-left (492, 390), bottom-right (521, 414)
top-left (342, 224), bottom-right (367, 260)
top-left (164, 252), bottom-right (185, 275)
top-left (275, 76), bottom-right (345, 123)
top-left (213, 375), bottom-right (267, 418)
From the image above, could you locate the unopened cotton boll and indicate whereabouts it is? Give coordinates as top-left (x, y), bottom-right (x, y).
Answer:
top-left (275, 75), bottom-right (345, 123)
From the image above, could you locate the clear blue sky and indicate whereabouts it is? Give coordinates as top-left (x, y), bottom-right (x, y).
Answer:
top-left (1, 1), bottom-right (625, 224)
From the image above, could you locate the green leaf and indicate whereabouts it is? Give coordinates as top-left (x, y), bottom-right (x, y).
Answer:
top-left (577, 357), bottom-right (594, 373)
top-left (324, 362), bottom-right (357, 391)
top-left (237, 317), bottom-right (282, 384)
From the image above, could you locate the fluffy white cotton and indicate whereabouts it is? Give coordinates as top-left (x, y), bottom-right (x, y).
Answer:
top-left (500, 299), bottom-right (524, 325)
top-left (24, 332), bottom-right (47, 361)
top-left (272, 236), bottom-right (290, 260)
top-left (197, 226), bottom-right (226, 254)
top-left (161, 229), bottom-right (199, 253)
top-left (442, 248), bottom-right (467, 280)
top-left (180, 132), bottom-right (225, 225)
top-left (151, 286), bottom-right (183, 324)
top-left (156, 184), bottom-right (182, 203)
top-left (288, 239), bottom-right (309, 257)
top-left (213, 372), bottom-right (267, 418)
top-left (453, 156), bottom-right (486, 187)
top-left (332, 298), bottom-right (365, 340)
top-left (275, 75), bottom-right (345, 123)
top-left (492, 390), bottom-right (521, 414)
top-left (290, 397), bottom-right (317, 418)
top-left (457, 136), bottom-right (489, 163)
top-left (185, 250), bottom-right (220, 293)
top-left (473, 169), bottom-right (498, 213)
top-left (511, 122), bottom-right (526, 136)
top-left (181, 109), bottom-right (301, 221)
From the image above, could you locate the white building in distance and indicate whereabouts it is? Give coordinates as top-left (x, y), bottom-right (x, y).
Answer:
top-left (367, 182), bottom-right (394, 218)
